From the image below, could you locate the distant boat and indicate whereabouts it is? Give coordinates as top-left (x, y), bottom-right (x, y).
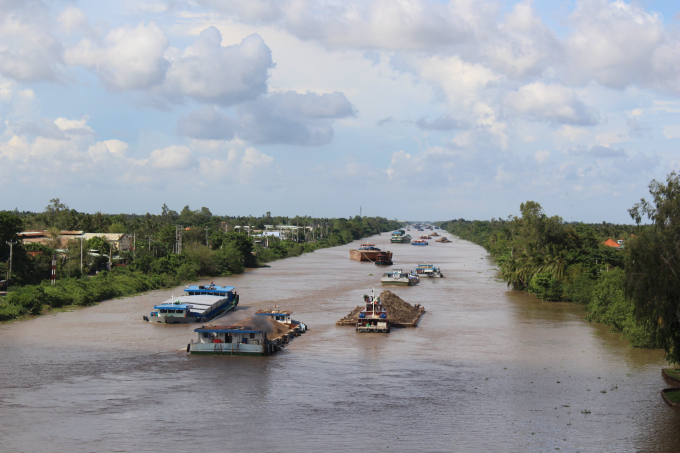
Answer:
top-left (411, 240), bottom-right (428, 246)
top-left (390, 230), bottom-right (412, 243)
top-left (413, 263), bottom-right (444, 278)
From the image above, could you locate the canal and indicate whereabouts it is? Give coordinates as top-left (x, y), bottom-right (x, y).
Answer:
top-left (1, 232), bottom-right (679, 452)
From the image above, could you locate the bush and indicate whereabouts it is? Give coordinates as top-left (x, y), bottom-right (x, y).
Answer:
top-left (562, 273), bottom-right (596, 305)
top-left (528, 273), bottom-right (563, 301)
top-left (215, 245), bottom-right (244, 274)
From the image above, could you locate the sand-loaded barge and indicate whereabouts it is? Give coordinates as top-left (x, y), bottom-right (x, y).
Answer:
top-left (187, 313), bottom-right (303, 356)
top-left (336, 290), bottom-right (425, 328)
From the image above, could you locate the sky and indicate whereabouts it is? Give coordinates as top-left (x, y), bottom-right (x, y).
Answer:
top-left (1, 0), bottom-right (679, 223)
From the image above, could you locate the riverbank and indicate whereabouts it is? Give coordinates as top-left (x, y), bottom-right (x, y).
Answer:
top-left (440, 212), bottom-right (659, 351)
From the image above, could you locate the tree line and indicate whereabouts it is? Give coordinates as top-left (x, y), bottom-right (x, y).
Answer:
top-left (0, 201), bottom-right (402, 321)
top-left (440, 172), bottom-right (680, 364)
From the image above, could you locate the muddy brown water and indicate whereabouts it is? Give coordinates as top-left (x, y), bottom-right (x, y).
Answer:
top-left (1, 234), bottom-right (679, 452)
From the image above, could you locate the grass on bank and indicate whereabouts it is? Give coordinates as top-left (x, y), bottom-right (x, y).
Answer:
top-left (664, 389), bottom-right (680, 404)
top-left (664, 368), bottom-right (680, 382)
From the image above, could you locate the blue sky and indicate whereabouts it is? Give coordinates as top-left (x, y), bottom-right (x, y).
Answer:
top-left (1, 0), bottom-right (679, 223)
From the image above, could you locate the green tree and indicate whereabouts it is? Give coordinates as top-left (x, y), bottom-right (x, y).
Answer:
top-left (85, 236), bottom-right (111, 255)
top-left (625, 172), bottom-right (680, 362)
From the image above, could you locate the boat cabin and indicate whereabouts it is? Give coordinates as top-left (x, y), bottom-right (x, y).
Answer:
top-left (194, 325), bottom-right (266, 346)
top-left (153, 302), bottom-right (192, 318)
top-left (358, 244), bottom-right (380, 251)
top-left (356, 294), bottom-right (390, 333)
top-left (255, 309), bottom-right (293, 324)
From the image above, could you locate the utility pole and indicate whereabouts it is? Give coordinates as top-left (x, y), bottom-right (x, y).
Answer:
top-left (175, 225), bottom-right (183, 254)
top-left (80, 235), bottom-right (83, 274)
top-left (360, 206), bottom-right (362, 218)
top-left (5, 240), bottom-right (17, 281)
top-left (133, 233), bottom-right (136, 259)
top-left (204, 227), bottom-right (210, 247)
top-left (51, 254), bottom-right (56, 285)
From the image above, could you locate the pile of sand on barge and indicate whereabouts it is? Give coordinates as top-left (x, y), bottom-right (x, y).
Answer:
top-left (233, 316), bottom-right (291, 341)
top-left (337, 290), bottom-right (425, 327)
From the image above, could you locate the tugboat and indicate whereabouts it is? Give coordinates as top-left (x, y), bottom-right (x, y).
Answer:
top-left (144, 283), bottom-right (239, 324)
top-left (413, 263), bottom-right (444, 278)
top-left (411, 239), bottom-right (428, 246)
top-left (381, 269), bottom-right (419, 286)
top-left (349, 243), bottom-right (390, 262)
top-left (374, 251), bottom-right (393, 266)
top-left (356, 290), bottom-right (390, 333)
top-left (255, 307), bottom-right (307, 334)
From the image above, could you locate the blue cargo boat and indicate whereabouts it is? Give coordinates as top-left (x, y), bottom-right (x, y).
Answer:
top-left (144, 284), bottom-right (239, 324)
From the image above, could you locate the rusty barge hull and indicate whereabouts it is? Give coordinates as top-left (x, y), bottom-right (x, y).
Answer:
top-left (349, 249), bottom-right (392, 262)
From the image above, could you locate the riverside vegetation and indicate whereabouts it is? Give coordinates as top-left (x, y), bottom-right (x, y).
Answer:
top-left (441, 172), bottom-right (680, 364)
top-left (0, 201), bottom-right (401, 322)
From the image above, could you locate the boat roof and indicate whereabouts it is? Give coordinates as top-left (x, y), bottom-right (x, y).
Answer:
top-left (184, 285), bottom-right (235, 292)
top-left (360, 243), bottom-right (375, 246)
top-left (155, 295), bottom-right (226, 309)
top-left (155, 303), bottom-right (193, 309)
top-left (255, 309), bottom-right (292, 315)
top-left (194, 325), bottom-right (262, 334)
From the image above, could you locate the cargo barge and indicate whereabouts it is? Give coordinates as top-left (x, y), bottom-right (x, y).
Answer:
top-left (349, 243), bottom-right (391, 262)
top-left (144, 284), bottom-right (239, 324)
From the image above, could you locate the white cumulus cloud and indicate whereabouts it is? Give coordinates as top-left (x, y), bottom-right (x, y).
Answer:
top-left (65, 22), bottom-right (169, 91)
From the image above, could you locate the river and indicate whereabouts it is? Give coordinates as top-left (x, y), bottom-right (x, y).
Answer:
top-left (1, 232), bottom-right (679, 452)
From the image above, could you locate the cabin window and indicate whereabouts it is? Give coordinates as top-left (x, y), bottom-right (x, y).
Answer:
top-left (250, 333), bottom-right (255, 339)
top-left (225, 334), bottom-right (232, 343)
top-left (242, 338), bottom-right (248, 344)
top-left (202, 332), bottom-right (210, 339)
top-left (160, 309), bottom-right (167, 313)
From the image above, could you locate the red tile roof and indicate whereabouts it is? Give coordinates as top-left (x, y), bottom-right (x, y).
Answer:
top-left (603, 238), bottom-right (621, 248)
